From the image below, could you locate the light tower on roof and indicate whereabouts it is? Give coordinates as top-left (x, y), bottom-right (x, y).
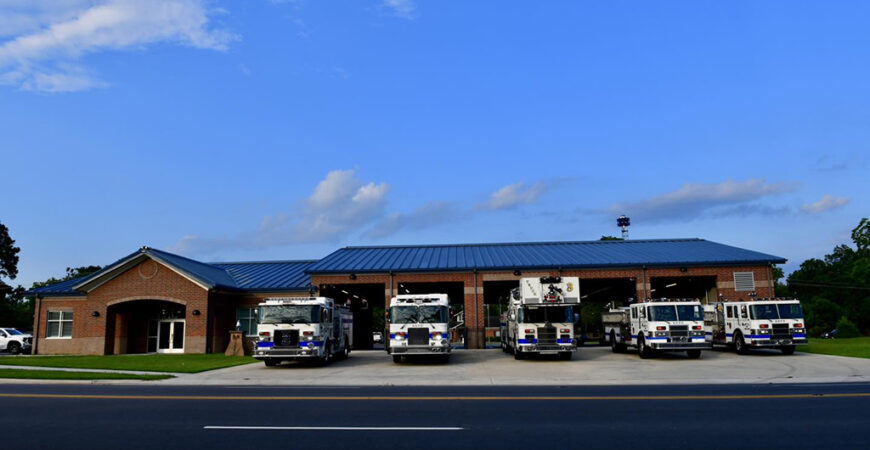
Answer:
top-left (617, 215), bottom-right (630, 239)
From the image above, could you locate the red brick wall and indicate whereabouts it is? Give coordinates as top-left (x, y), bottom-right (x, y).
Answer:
top-left (34, 259), bottom-right (210, 355)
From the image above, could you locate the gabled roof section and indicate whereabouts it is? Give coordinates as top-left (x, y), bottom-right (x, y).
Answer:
top-left (72, 247), bottom-right (239, 293)
top-left (26, 247), bottom-right (317, 296)
top-left (306, 238), bottom-right (787, 274)
top-left (213, 260), bottom-right (317, 291)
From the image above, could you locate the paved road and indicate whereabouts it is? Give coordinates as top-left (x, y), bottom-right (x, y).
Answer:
top-left (1, 383), bottom-right (868, 449)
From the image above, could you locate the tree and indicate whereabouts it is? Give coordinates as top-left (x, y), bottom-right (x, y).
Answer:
top-left (852, 218), bottom-right (870, 252)
top-left (0, 222), bottom-right (20, 281)
top-left (0, 221), bottom-right (24, 328)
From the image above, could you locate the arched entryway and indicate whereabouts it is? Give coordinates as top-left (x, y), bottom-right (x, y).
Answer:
top-left (105, 299), bottom-right (187, 354)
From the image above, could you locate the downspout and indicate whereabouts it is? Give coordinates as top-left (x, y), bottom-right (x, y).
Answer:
top-left (768, 263), bottom-right (775, 298)
top-left (473, 269), bottom-right (479, 349)
top-left (33, 295), bottom-right (41, 355)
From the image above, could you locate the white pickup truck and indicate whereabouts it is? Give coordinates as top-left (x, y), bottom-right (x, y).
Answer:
top-left (0, 327), bottom-right (32, 355)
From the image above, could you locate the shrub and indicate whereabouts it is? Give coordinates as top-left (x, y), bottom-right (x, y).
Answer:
top-left (835, 316), bottom-right (861, 338)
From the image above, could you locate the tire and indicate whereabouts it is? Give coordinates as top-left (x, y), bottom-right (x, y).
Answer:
top-left (780, 345), bottom-right (796, 355)
top-left (440, 354), bottom-right (450, 364)
top-left (393, 355), bottom-right (402, 363)
top-left (638, 336), bottom-right (653, 359)
top-left (7, 342), bottom-right (21, 355)
top-left (514, 347), bottom-right (525, 360)
top-left (735, 332), bottom-right (749, 355)
top-left (610, 331), bottom-right (621, 354)
top-left (264, 359), bottom-right (278, 367)
top-left (559, 351), bottom-right (573, 361)
top-left (686, 349), bottom-right (702, 359)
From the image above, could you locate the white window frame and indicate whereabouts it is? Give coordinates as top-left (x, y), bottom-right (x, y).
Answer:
top-left (46, 310), bottom-right (74, 339)
top-left (236, 307), bottom-right (258, 337)
top-left (733, 272), bottom-right (756, 292)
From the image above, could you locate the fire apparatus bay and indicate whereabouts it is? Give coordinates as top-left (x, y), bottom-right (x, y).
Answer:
top-left (254, 297), bottom-right (352, 366)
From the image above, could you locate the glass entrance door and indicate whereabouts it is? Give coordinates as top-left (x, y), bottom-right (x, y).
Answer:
top-left (156, 320), bottom-right (185, 353)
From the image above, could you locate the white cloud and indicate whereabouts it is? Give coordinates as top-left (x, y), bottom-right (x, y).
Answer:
top-left (800, 195), bottom-right (850, 214)
top-left (606, 178), bottom-right (797, 222)
top-left (383, 0), bottom-right (417, 20)
top-left (364, 202), bottom-right (463, 239)
top-left (172, 169), bottom-right (391, 255)
top-left (481, 182), bottom-right (548, 211)
top-left (0, 0), bottom-right (236, 92)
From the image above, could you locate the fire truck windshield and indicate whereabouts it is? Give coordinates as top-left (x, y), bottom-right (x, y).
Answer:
top-left (259, 305), bottom-right (320, 324)
top-left (519, 306), bottom-right (573, 323)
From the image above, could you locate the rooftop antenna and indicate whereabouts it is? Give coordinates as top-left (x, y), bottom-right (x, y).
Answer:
top-left (617, 215), bottom-right (631, 239)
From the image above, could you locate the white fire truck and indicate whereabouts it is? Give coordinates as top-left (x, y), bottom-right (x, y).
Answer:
top-left (603, 298), bottom-right (709, 359)
top-left (254, 297), bottom-right (353, 366)
top-left (501, 276), bottom-right (580, 360)
top-left (387, 294), bottom-right (451, 363)
top-left (707, 298), bottom-right (807, 355)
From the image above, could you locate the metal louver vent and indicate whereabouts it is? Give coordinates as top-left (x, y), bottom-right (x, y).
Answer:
top-left (733, 272), bottom-right (756, 292)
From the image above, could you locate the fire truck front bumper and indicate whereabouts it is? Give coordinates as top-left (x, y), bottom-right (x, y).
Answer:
top-left (254, 342), bottom-right (323, 359)
top-left (747, 336), bottom-right (808, 347)
top-left (389, 344), bottom-right (451, 355)
top-left (644, 335), bottom-right (710, 350)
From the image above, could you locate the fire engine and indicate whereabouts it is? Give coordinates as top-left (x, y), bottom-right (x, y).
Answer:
top-left (707, 298), bottom-right (806, 355)
top-left (254, 297), bottom-right (353, 366)
top-left (603, 298), bottom-right (710, 359)
top-left (387, 294), bottom-right (451, 363)
top-left (501, 276), bottom-right (579, 360)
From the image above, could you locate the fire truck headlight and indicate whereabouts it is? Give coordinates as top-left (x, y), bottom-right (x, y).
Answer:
top-left (307, 342), bottom-right (315, 349)
top-left (655, 331), bottom-right (668, 337)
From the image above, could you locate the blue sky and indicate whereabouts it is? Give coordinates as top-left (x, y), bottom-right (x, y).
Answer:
top-left (2, 0), bottom-right (868, 288)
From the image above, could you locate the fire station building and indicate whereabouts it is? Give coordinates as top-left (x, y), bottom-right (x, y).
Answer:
top-left (27, 238), bottom-right (786, 355)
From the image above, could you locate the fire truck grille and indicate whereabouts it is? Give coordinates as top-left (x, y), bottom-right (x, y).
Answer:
top-left (772, 323), bottom-right (790, 340)
top-left (409, 328), bottom-right (429, 346)
top-left (275, 330), bottom-right (299, 347)
top-left (537, 327), bottom-right (558, 346)
top-left (669, 325), bottom-right (689, 337)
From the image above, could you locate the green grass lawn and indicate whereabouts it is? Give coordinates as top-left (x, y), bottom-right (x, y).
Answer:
top-left (801, 337), bottom-right (870, 359)
top-left (0, 368), bottom-right (173, 381)
top-left (0, 354), bottom-right (258, 373)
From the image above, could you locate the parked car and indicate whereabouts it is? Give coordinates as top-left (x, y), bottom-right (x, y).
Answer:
top-left (821, 329), bottom-right (838, 339)
top-left (0, 327), bottom-right (33, 354)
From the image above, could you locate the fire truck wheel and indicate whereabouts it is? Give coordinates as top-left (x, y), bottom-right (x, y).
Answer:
top-left (780, 345), bottom-right (795, 355)
top-left (264, 359), bottom-right (278, 367)
top-left (559, 351), bottom-right (572, 361)
top-left (686, 349), bottom-right (702, 359)
top-left (610, 331), bottom-right (621, 353)
top-left (638, 337), bottom-right (653, 359)
top-left (735, 333), bottom-right (749, 355)
top-left (393, 355), bottom-right (402, 363)
top-left (514, 348), bottom-right (525, 360)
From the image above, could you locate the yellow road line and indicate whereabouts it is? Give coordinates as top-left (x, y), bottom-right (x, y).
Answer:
top-left (0, 393), bottom-right (869, 401)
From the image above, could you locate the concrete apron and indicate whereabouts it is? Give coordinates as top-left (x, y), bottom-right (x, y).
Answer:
top-left (157, 346), bottom-right (870, 386)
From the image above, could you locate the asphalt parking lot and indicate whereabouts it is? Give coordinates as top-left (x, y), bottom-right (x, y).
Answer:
top-left (160, 346), bottom-right (870, 386)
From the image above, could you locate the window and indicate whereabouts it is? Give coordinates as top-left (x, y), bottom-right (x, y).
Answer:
top-left (236, 307), bottom-right (258, 337)
top-left (47, 311), bottom-right (73, 338)
top-left (733, 272), bottom-right (756, 292)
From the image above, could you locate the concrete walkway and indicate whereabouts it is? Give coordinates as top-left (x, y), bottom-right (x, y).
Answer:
top-left (160, 346), bottom-right (870, 386)
top-left (0, 364), bottom-right (172, 376)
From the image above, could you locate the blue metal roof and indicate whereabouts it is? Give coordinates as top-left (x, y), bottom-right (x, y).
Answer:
top-left (213, 260), bottom-right (317, 291)
top-left (27, 248), bottom-right (315, 296)
top-left (306, 239), bottom-right (786, 274)
top-left (25, 275), bottom-right (92, 296)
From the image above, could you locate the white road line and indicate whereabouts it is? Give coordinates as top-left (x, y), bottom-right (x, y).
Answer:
top-left (204, 426), bottom-right (463, 431)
